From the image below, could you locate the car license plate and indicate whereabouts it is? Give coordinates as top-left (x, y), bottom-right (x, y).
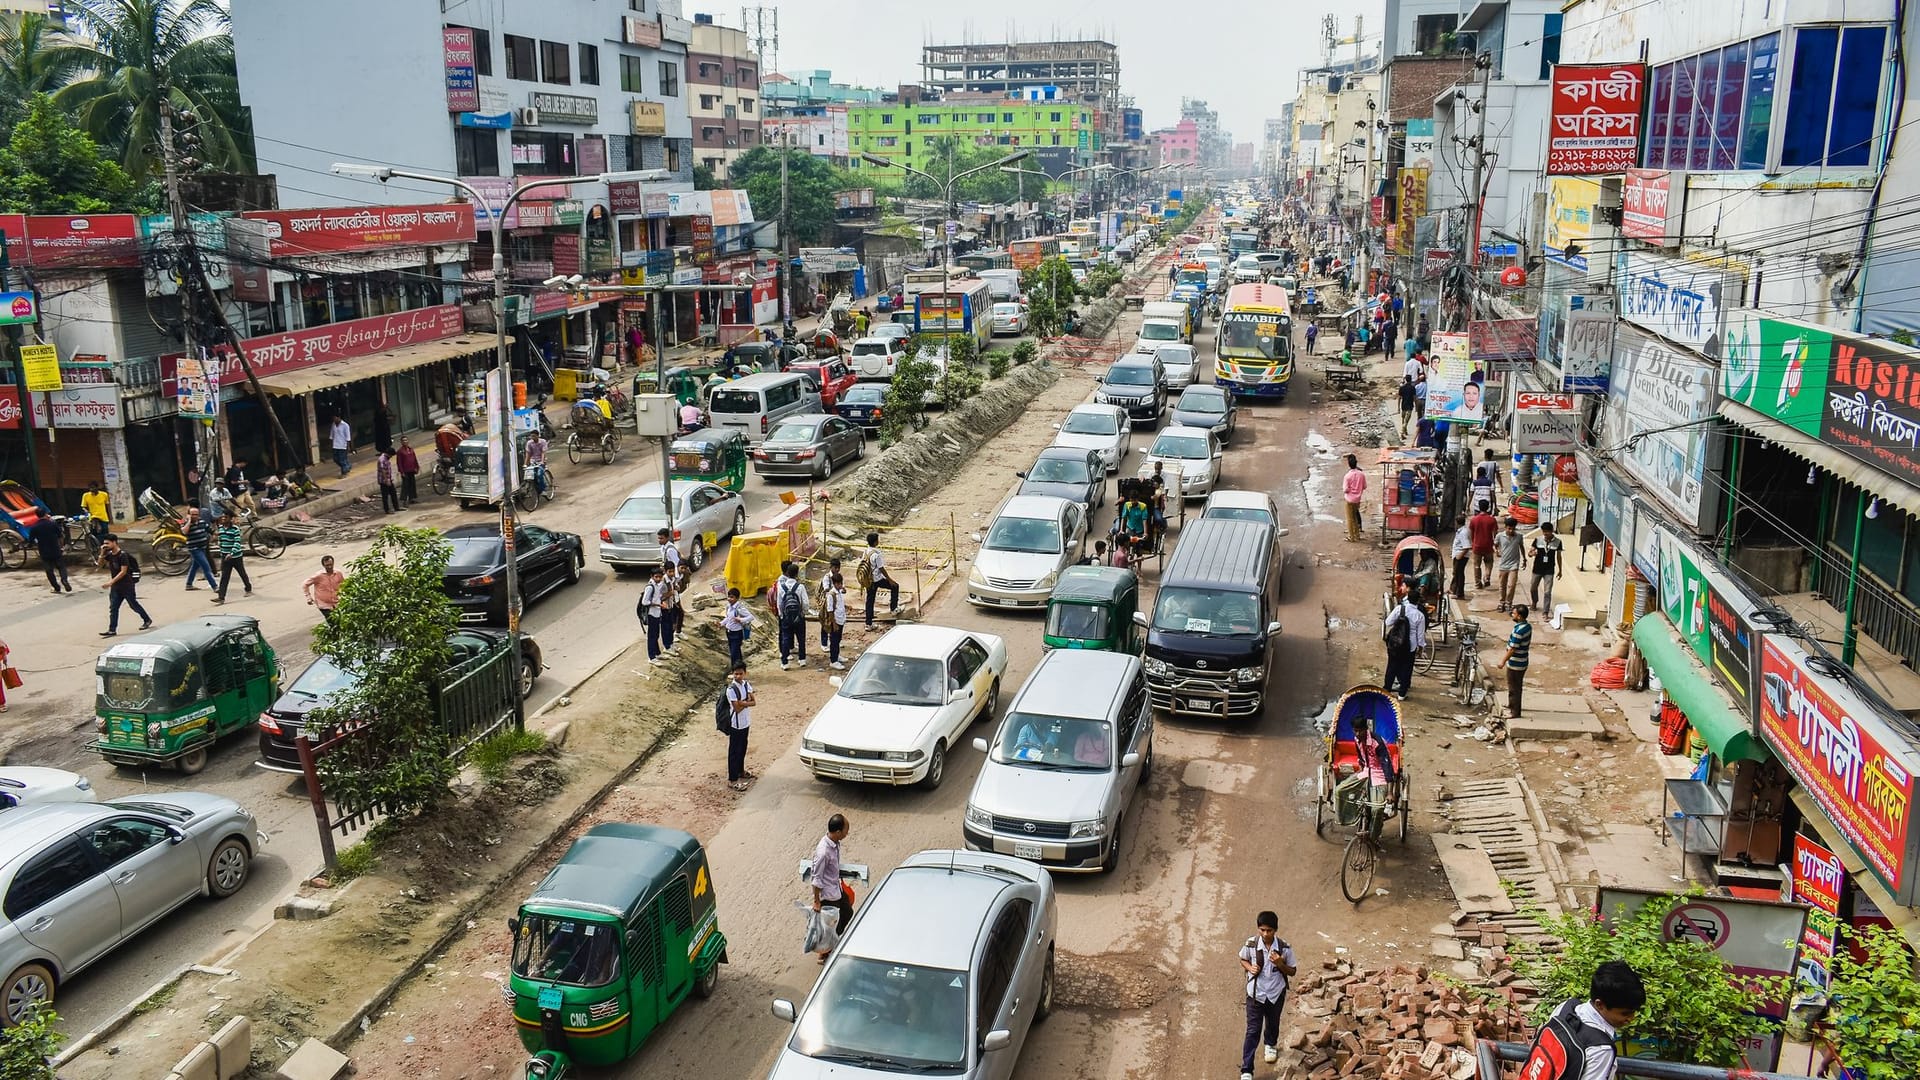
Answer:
top-left (980, 596), bottom-right (1004, 606)
top-left (1013, 842), bottom-right (1044, 860)
top-left (838, 766), bottom-right (865, 781)
top-left (1185, 698), bottom-right (1218, 712)
top-left (537, 987), bottom-right (563, 1010)
top-left (773, 453), bottom-right (792, 462)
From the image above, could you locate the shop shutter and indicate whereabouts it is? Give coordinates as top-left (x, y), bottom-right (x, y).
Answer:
top-left (111, 274), bottom-right (178, 362)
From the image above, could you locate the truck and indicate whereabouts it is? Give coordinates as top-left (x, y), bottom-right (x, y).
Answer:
top-left (977, 268), bottom-right (1023, 302)
top-left (1135, 300), bottom-right (1194, 353)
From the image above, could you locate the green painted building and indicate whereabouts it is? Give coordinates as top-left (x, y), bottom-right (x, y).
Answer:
top-left (846, 100), bottom-right (1101, 176)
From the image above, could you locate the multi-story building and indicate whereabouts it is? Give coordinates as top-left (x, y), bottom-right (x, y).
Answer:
top-left (1230, 143), bottom-right (1256, 177)
top-left (846, 96), bottom-right (1100, 178)
top-left (688, 14), bottom-right (759, 176)
top-left (1181, 98), bottom-right (1228, 171)
top-left (1151, 119), bottom-right (1199, 167)
top-left (762, 107), bottom-right (851, 165)
top-left (762, 69), bottom-right (885, 111)
top-left (921, 39), bottom-right (1122, 138)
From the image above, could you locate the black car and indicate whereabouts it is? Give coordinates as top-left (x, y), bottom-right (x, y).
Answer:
top-left (441, 523), bottom-right (585, 625)
top-left (1016, 445), bottom-right (1105, 510)
top-left (1170, 385), bottom-right (1237, 443)
top-left (834, 383), bottom-right (889, 431)
top-left (1096, 357), bottom-right (1166, 425)
top-left (256, 629), bottom-right (544, 772)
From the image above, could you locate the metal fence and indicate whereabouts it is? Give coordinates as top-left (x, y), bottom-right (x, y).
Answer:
top-left (1811, 546), bottom-right (1920, 670)
top-left (294, 645), bottom-right (523, 869)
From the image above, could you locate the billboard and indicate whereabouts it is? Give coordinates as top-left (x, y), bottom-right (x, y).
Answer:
top-left (237, 205), bottom-right (475, 258)
top-left (1546, 63), bottom-right (1645, 174)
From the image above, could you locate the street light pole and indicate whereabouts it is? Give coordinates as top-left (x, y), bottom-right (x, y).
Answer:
top-left (862, 150), bottom-right (1028, 345)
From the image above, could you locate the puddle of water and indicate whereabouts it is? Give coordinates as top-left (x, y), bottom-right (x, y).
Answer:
top-left (1302, 429), bottom-right (1339, 521)
top-left (1305, 431), bottom-right (1338, 457)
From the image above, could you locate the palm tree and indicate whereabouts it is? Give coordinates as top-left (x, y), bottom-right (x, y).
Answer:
top-left (49, 0), bottom-right (251, 179)
top-left (0, 11), bottom-right (87, 102)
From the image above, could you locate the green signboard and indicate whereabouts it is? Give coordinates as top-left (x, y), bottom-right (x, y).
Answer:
top-left (1721, 310), bottom-right (1829, 435)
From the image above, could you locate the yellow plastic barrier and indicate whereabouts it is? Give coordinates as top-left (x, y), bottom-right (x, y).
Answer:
top-left (726, 529), bottom-right (791, 599)
top-left (553, 368), bottom-right (579, 402)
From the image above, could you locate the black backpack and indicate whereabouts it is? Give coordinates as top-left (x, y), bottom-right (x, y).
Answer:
top-left (778, 579), bottom-right (804, 626)
top-left (715, 688), bottom-right (733, 732)
top-left (1383, 604), bottom-right (1411, 651)
top-left (122, 552), bottom-right (142, 584)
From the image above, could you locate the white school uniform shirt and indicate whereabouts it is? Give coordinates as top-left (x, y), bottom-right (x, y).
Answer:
top-left (722, 599), bottom-right (756, 631)
top-left (824, 585), bottom-right (848, 626)
top-left (865, 547), bottom-right (887, 580)
top-left (1239, 936), bottom-right (1296, 1003)
top-left (642, 579), bottom-right (666, 617)
top-left (726, 680), bottom-right (754, 729)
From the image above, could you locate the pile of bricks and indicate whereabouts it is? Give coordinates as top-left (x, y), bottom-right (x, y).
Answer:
top-left (1282, 958), bottom-right (1537, 1080)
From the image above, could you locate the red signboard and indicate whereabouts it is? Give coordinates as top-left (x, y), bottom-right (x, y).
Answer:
top-left (1469, 318), bottom-right (1539, 363)
top-left (1547, 63), bottom-right (1645, 175)
top-left (240, 204), bottom-right (475, 258)
top-left (0, 213), bottom-right (24, 261)
top-left (1792, 833), bottom-right (1845, 917)
top-left (1368, 197), bottom-right (1386, 227)
top-left (551, 234), bottom-right (582, 276)
top-left (1759, 637), bottom-right (1920, 902)
top-left (691, 215), bottom-right (714, 262)
top-left (24, 214), bottom-right (141, 268)
top-left (443, 27), bottom-right (479, 113)
top-left (1622, 168), bottom-right (1674, 241)
top-left (1516, 391), bottom-right (1576, 411)
top-left (218, 304), bottom-right (466, 378)
top-left (0, 386), bottom-right (21, 430)
top-left (609, 181), bottom-right (643, 216)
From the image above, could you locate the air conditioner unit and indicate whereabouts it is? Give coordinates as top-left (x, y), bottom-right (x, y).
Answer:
top-left (517, 107), bottom-right (541, 126)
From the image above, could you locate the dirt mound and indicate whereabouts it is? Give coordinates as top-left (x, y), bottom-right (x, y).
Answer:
top-left (373, 751), bottom-right (571, 895)
top-left (1053, 950), bottom-right (1178, 1011)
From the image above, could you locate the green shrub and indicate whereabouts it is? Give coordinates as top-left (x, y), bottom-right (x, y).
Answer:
top-left (985, 350), bottom-right (1011, 379)
top-left (333, 841), bottom-right (377, 882)
top-left (880, 352), bottom-right (938, 444)
top-left (1012, 340), bottom-right (1039, 365)
top-left (0, 1002), bottom-right (62, 1078)
top-left (937, 363), bottom-right (984, 409)
top-left (1825, 925), bottom-right (1920, 1080)
top-left (471, 728), bottom-right (549, 782)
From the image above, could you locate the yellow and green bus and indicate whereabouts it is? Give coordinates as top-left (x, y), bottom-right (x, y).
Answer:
top-left (1215, 283), bottom-right (1294, 400)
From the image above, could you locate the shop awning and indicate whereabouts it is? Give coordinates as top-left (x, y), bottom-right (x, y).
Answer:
top-left (1632, 615), bottom-right (1770, 763)
top-left (1719, 399), bottom-right (1920, 519)
top-left (253, 334), bottom-right (496, 397)
top-left (1790, 789), bottom-right (1920, 951)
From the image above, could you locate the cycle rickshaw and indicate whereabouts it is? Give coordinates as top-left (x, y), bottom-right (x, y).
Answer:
top-left (1313, 683), bottom-right (1411, 902)
top-left (1385, 533), bottom-right (1451, 672)
top-left (565, 398), bottom-right (621, 465)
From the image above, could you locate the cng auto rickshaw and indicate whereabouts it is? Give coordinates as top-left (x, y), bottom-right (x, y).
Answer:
top-left (1043, 565), bottom-right (1145, 653)
top-left (91, 615), bottom-right (280, 774)
top-left (510, 823), bottom-right (727, 1080)
top-left (452, 429), bottom-right (541, 511)
top-left (667, 428), bottom-right (749, 492)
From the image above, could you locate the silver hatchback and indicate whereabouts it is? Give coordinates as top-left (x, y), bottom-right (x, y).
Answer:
top-left (1, 793), bottom-right (259, 1024)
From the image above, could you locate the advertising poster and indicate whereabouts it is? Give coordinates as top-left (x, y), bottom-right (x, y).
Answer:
top-left (1423, 332), bottom-right (1485, 425)
top-left (1546, 64), bottom-right (1646, 174)
top-left (1790, 833), bottom-right (1844, 995)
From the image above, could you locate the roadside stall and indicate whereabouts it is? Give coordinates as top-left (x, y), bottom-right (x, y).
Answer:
top-left (1377, 447), bottom-right (1445, 541)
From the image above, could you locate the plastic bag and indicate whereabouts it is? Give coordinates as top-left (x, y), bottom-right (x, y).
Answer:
top-left (797, 898), bottom-right (840, 955)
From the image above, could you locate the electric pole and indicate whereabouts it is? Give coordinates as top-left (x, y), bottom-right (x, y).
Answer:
top-left (0, 229), bottom-right (42, 497)
top-left (779, 129), bottom-right (792, 330)
top-left (160, 99), bottom-right (216, 510)
top-left (1464, 51), bottom-right (1494, 327)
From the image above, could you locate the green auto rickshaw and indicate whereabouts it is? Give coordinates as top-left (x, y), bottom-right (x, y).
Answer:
top-left (667, 428), bottom-right (750, 492)
top-left (510, 823), bottom-right (727, 1079)
top-left (91, 614), bottom-right (280, 774)
top-left (1043, 566), bottom-right (1145, 653)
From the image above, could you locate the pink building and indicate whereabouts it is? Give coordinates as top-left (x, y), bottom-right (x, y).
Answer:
top-left (1230, 142), bottom-right (1255, 174)
top-left (1152, 119), bottom-right (1199, 166)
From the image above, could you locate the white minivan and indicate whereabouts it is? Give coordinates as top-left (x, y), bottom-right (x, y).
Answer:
top-left (707, 372), bottom-right (823, 444)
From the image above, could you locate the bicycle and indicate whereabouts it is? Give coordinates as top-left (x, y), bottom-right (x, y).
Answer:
top-left (1449, 619), bottom-right (1489, 706)
top-left (1339, 783), bottom-right (1389, 903)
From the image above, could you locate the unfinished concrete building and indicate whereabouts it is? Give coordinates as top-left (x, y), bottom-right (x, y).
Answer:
top-left (920, 39), bottom-right (1122, 135)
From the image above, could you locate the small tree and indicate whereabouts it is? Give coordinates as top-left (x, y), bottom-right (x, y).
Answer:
top-left (937, 362), bottom-right (983, 409)
top-left (1022, 257), bottom-right (1077, 336)
top-left (1011, 340), bottom-right (1038, 366)
top-left (1825, 925), bottom-right (1920, 1080)
top-left (310, 526), bottom-right (459, 818)
top-left (880, 348), bottom-right (938, 444)
top-left (985, 350), bottom-right (1011, 379)
top-left (1512, 891), bottom-right (1785, 1067)
top-left (0, 1002), bottom-right (61, 1080)
top-left (0, 93), bottom-right (139, 214)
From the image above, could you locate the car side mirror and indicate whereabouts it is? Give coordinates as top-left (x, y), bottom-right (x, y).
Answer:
top-left (1016, 471), bottom-right (1028, 479)
top-left (1051, 423), bottom-right (1061, 430)
top-left (828, 675), bottom-right (844, 689)
top-left (166, 826), bottom-right (187, 845)
top-left (982, 1029), bottom-right (1013, 1053)
top-left (1121, 752), bottom-right (1142, 768)
top-left (1212, 449), bottom-right (1223, 459)
top-left (1132, 611), bottom-right (1149, 628)
top-left (508, 916), bottom-right (521, 937)
top-left (950, 687), bottom-right (974, 704)
top-left (772, 999), bottom-right (797, 1023)
top-left (1266, 621), bottom-right (1283, 637)
top-left (973, 737), bottom-right (990, 753)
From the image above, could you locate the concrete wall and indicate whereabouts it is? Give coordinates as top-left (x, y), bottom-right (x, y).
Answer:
top-left (1561, 0), bottom-right (1896, 65)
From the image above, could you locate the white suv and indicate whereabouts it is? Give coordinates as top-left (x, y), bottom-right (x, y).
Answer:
top-left (850, 336), bottom-right (909, 380)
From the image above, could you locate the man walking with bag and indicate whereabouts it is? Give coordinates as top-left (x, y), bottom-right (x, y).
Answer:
top-left (1238, 911), bottom-right (1297, 1080)
top-left (860, 533), bottom-right (899, 629)
top-left (772, 561), bottom-right (810, 669)
top-left (808, 813), bottom-right (853, 962)
top-left (1381, 583), bottom-right (1426, 700)
top-left (722, 663), bottom-right (755, 790)
top-left (640, 566), bottom-right (674, 661)
top-left (98, 537), bottom-right (152, 637)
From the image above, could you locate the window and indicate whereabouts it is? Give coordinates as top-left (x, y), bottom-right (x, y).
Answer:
top-left (974, 900), bottom-right (1033, 1042)
top-left (1741, 35), bottom-right (1779, 169)
top-left (1003, 112), bottom-right (1013, 122)
top-left (621, 54), bottom-right (646, 93)
top-left (917, 113), bottom-right (937, 125)
top-left (742, 97), bottom-right (754, 113)
top-left (665, 141), bottom-right (681, 172)
top-left (540, 40), bottom-right (570, 83)
top-left (880, 112), bottom-right (894, 124)
top-left (1050, 111), bottom-right (1061, 122)
top-left (83, 817), bottom-right (172, 869)
top-left (4, 839), bottom-right (97, 920)
top-left (629, 0), bottom-right (647, 8)
top-left (1052, 134), bottom-right (1061, 146)
top-left (504, 34), bottom-right (536, 80)
top-left (1414, 13), bottom-right (1459, 54)
top-left (579, 43), bottom-right (599, 85)
top-left (1648, 27), bottom-right (1882, 171)
top-left (724, 104), bottom-right (736, 119)
top-left (511, 132), bottom-right (576, 174)
top-left (1538, 14), bottom-right (1562, 80)
top-left (658, 60), bottom-right (679, 96)
top-left (455, 127), bottom-right (499, 175)
top-left (698, 93), bottom-right (716, 109)
top-left (978, 112), bottom-right (995, 123)
top-left (1688, 50), bottom-right (1720, 169)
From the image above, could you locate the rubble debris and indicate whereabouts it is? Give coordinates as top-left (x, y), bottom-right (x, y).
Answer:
top-left (1282, 958), bottom-right (1535, 1080)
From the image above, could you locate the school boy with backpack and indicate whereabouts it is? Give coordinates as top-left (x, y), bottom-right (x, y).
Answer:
top-left (771, 561), bottom-right (811, 669)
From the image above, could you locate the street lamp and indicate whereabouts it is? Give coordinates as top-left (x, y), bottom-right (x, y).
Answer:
top-left (330, 162), bottom-right (669, 720)
top-left (860, 149), bottom-right (1029, 342)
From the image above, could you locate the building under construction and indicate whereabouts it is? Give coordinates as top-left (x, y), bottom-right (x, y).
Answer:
top-left (921, 39), bottom-right (1122, 135)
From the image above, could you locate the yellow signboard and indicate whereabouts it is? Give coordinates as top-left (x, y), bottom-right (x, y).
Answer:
top-left (1396, 168), bottom-right (1428, 256)
top-left (1545, 176), bottom-right (1601, 254)
top-left (19, 343), bottom-right (61, 392)
top-left (620, 267), bottom-right (647, 286)
top-left (629, 100), bottom-right (667, 136)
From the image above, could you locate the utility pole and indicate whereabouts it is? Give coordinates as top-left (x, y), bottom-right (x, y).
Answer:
top-left (0, 230), bottom-right (42, 497)
top-left (779, 129), bottom-right (792, 330)
top-left (159, 99), bottom-right (216, 510)
top-left (1464, 51), bottom-right (1495, 327)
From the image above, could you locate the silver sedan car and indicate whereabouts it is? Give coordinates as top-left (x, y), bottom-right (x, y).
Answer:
top-left (1, 793), bottom-right (259, 1024)
top-left (769, 849), bottom-right (1056, 1080)
top-left (752, 413), bottom-right (867, 482)
top-left (597, 480), bottom-right (748, 572)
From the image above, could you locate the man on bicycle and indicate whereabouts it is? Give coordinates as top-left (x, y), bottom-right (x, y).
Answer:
top-left (526, 430), bottom-right (550, 494)
top-left (1338, 715), bottom-right (1397, 840)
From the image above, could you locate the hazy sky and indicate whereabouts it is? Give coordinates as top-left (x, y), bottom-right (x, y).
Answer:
top-left (753, 0), bottom-right (1381, 142)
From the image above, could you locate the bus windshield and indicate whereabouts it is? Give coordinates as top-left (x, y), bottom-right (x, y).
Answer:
top-left (1218, 314), bottom-right (1290, 360)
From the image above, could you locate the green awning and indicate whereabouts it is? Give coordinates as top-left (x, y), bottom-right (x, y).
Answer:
top-left (1632, 616), bottom-right (1771, 763)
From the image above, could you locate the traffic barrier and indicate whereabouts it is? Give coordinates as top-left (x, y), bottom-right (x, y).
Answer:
top-left (724, 529), bottom-right (791, 599)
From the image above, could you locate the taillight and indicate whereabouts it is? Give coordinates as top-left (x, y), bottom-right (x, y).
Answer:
top-left (871, 407), bottom-right (883, 418)
top-left (259, 713), bottom-right (282, 734)
top-left (599, 528), bottom-right (612, 542)
top-left (464, 574), bottom-right (496, 587)
top-left (796, 450), bottom-right (817, 460)
top-left (672, 529), bottom-right (683, 541)
top-left (761, 416), bottom-right (769, 433)
top-left (753, 449), bottom-right (767, 460)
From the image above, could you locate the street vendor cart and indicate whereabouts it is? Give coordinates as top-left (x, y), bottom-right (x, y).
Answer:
top-left (1377, 447), bottom-right (1443, 542)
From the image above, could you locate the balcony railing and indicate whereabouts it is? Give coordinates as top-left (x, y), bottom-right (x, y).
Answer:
top-left (1812, 545), bottom-right (1920, 671)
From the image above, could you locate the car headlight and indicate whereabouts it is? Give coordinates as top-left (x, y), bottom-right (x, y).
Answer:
top-left (802, 739), bottom-right (825, 753)
top-left (1069, 817), bottom-right (1106, 838)
top-left (1143, 656), bottom-right (1171, 677)
top-left (969, 566), bottom-right (987, 586)
top-left (1036, 570), bottom-right (1059, 590)
top-left (965, 805), bottom-right (993, 829)
top-left (882, 749), bottom-right (924, 762)
top-left (1233, 666), bottom-right (1263, 684)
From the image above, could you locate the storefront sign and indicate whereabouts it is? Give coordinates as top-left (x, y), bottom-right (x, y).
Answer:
top-left (609, 181), bottom-right (643, 216)
top-left (529, 91), bottom-right (598, 125)
top-left (1404, 118), bottom-right (1435, 169)
top-left (629, 100), bottom-right (667, 136)
top-left (23, 214), bottom-right (141, 268)
top-left (623, 14), bottom-right (662, 48)
top-left (690, 215), bottom-right (713, 259)
top-left (224, 303), bottom-right (466, 379)
top-left (1621, 249), bottom-right (1738, 360)
top-left (1546, 63), bottom-right (1645, 175)
top-left (1817, 330), bottom-right (1920, 489)
top-left (551, 234), bottom-right (581, 276)
top-left (1469, 318), bottom-right (1537, 364)
top-left (1608, 329), bottom-right (1717, 529)
top-left (1396, 168), bottom-right (1426, 256)
top-left (30, 384), bottom-right (122, 429)
top-left (643, 192), bottom-right (671, 218)
top-left (240, 204), bottom-right (475, 258)
top-left (19, 343), bottom-right (61, 391)
top-left (1759, 635), bottom-right (1920, 903)
top-left (1656, 525), bottom-right (1758, 714)
top-left (576, 136), bottom-right (607, 177)
top-left (1721, 310), bottom-right (1825, 436)
top-left (0, 291), bottom-right (36, 325)
top-left (1791, 833), bottom-right (1844, 993)
top-left (1517, 391), bottom-right (1575, 411)
top-left (443, 28), bottom-right (479, 112)
top-left (1423, 332), bottom-right (1485, 426)
top-left (0, 386), bottom-right (21, 429)
top-left (801, 250), bottom-right (861, 273)
top-left (1514, 400), bottom-right (1578, 455)
top-left (0, 214), bottom-right (23, 261)
top-left (1623, 168), bottom-right (1681, 244)
top-left (1543, 178), bottom-right (1598, 270)
top-left (672, 265), bottom-right (702, 285)
top-left (1561, 299), bottom-right (1614, 395)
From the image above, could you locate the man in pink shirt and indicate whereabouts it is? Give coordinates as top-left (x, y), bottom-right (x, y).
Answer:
top-left (1342, 453), bottom-right (1368, 542)
top-left (303, 555), bottom-right (345, 623)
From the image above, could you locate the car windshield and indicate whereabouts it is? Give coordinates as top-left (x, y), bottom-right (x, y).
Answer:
top-left (97, 673), bottom-right (156, 711)
top-left (1061, 411), bottom-right (1118, 436)
top-left (844, 386), bottom-right (885, 404)
top-left (838, 654), bottom-right (947, 706)
top-left (791, 957), bottom-right (968, 1071)
top-left (1178, 390), bottom-right (1227, 414)
top-left (1105, 365), bottom-right (1155, 386)
top-left (1206, 506), bottom-right (1274, 526)
top-left (1027, 456), bottom-right (1090, 484)
top-left (510, 914), bottom-right (620, 988)
top-left (993, 711), bottom-right (1114, 770)
top-left (765, 421), bottom-right (821, 445)
top-left (1150, 434), bottom-right (1209, 460)
top-left (708, 389), bottom-right (760, 414)
top-left (1152, 586), bottom-right (1262, 635)
top-left (1156, 349), bottom-right (1195, 367)
top-left (447, 537), bottom-right (503, 566)
top-left (1044, 602), bottom-right (1111, 643)
top-left (993, 304), bottom-right (1021, 316)
top-left (985, 515), bottom-right (1062, 554)
top-left (1139, 322), bottom-right (1182, 342)
top-left (287, 656), bottom-right (358, 699)
top-left (852, 342), bottom-right (889, 355)
top-left (613, 496), bottom-right (670, 526)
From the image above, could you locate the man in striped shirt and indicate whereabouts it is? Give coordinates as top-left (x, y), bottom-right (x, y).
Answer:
top-left (1500, 604), bottom-right (1533, 719)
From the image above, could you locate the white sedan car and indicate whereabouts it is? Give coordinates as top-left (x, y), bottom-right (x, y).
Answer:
top-left (799, 625), bottom-right (1008, 789)
top-left (1051, 403), bottom-right (1133, 474)
top-left (967, 495), bottom-right (1088, 609)
top-left (1153, 343), bottom-right (1199, 390)
top-left (1138, 425), bottom-right (1223, 499)
top-left (0, 767), bottom-right (96, 811)
top-left (991, 302), bottom-right (1031, 336)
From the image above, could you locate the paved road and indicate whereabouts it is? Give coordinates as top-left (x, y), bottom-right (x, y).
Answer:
top-left (0, 331), bottom-right (1039, 1034)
